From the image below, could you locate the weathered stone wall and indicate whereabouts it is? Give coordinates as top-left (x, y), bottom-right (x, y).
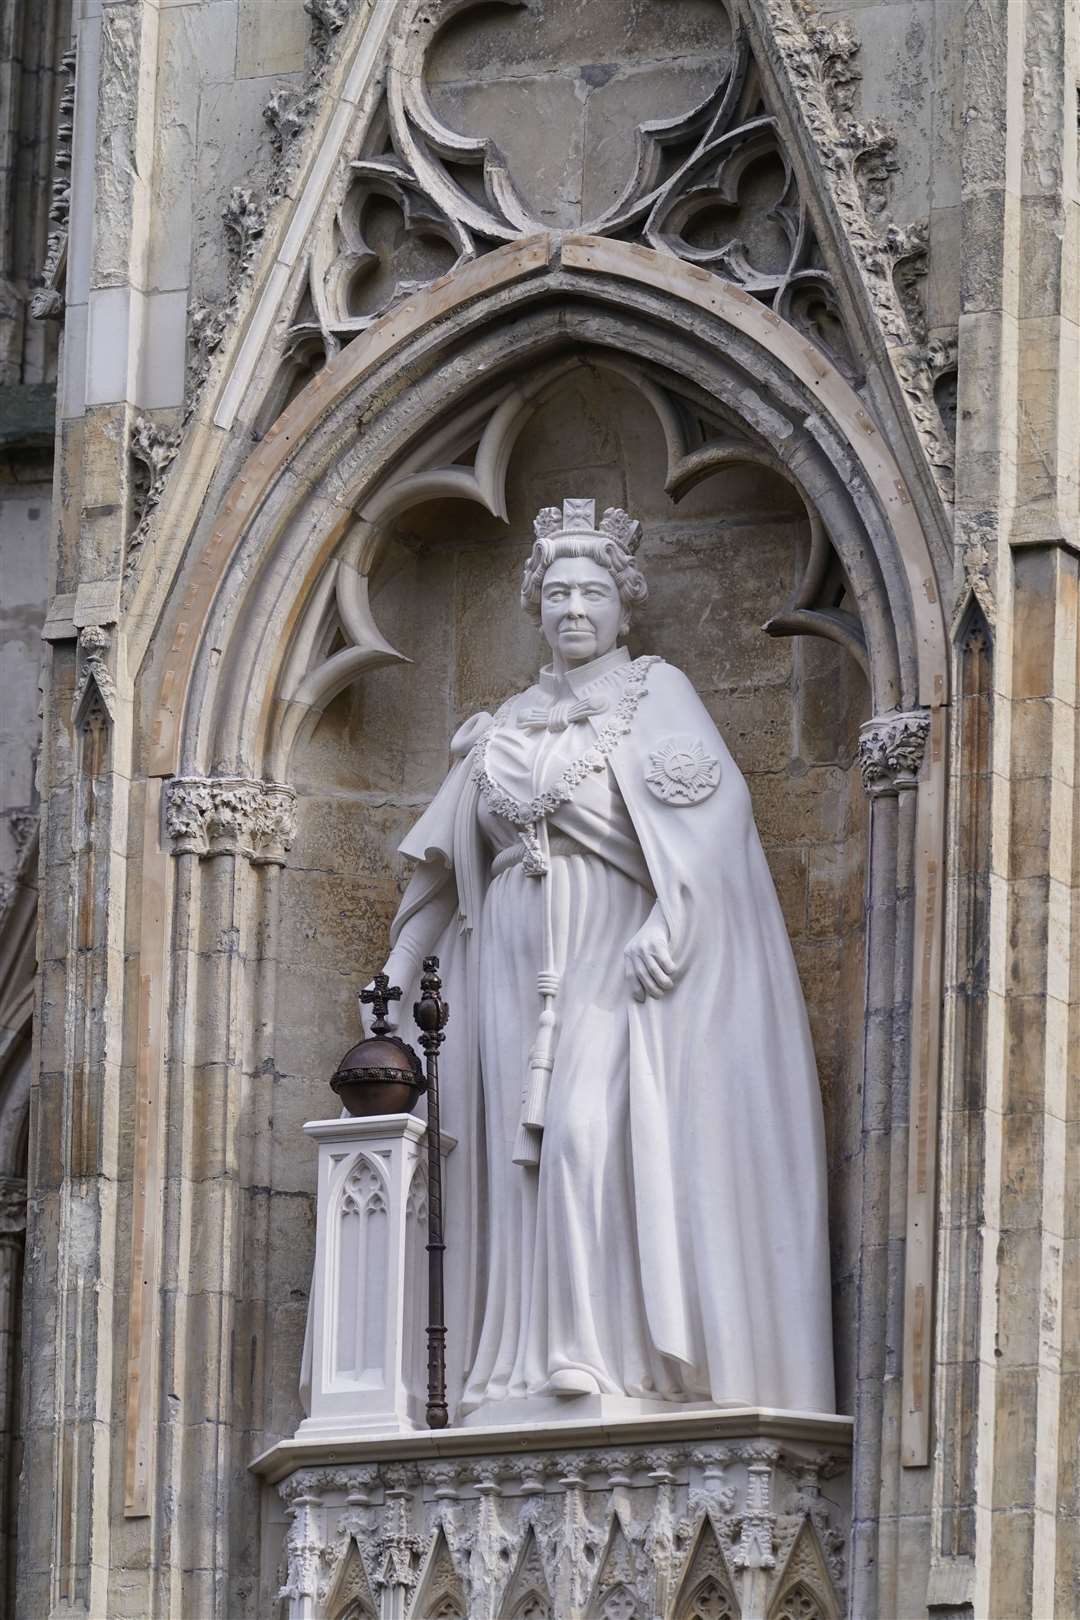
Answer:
top-left (10, 0), bottom-right (1080, 1616)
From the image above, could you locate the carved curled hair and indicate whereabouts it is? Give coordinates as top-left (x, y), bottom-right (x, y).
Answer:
top-left (520, 506), bottom-right (649, 623)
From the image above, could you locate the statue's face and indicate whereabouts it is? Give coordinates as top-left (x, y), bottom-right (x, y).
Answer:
top-left (539, 555), bottom-right (624, 668)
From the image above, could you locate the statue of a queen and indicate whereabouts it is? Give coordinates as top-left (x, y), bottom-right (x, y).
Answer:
top-left (373, 498), bottom-right (835, 1422)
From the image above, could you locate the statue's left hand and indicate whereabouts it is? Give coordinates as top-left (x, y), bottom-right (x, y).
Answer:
top-left (624, 911), bottom-right (677, 1002)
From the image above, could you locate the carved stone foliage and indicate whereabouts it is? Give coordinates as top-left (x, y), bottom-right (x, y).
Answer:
top-left (30, 44), bottom-right (76, 322)
top-left (275, 1438), bottom-right (849, 1620)
top-left (857, 709), bottom-right (931, 796)
top-left (182, 0), bottom-right (361, 419)
top-left (755, 0), bottom-right (952, 493)
top-left (126, 415), bottom-right (183, 576)
top-left (184, 186), bottom-right (269, 419)
top-left (163, 776), bottom-right (297, 865)
top-left (264, 0), bottom-right (360, 182)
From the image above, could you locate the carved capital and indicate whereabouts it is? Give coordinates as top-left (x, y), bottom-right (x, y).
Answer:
top-left (164, 776), bottom-right (297, 864)
top-left (857, 709), bottom-right (930, 797)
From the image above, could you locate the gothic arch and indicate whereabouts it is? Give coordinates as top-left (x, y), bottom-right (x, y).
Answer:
top-left (121, 236), bottom-right (949, 1605)
top-left (141, 240), bottom-right (945, 782)
top-left (678, 1579), bottom-right (739, 1620)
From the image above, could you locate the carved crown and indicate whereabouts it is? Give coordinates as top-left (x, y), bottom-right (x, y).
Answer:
top-left (532, 498), bottom-right (642, 555)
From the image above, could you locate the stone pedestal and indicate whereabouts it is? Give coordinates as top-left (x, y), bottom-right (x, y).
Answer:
top-left (254, 1409), bottom-right (852, 1620)
top-left (296, 1115), bottom-right (438, 1442)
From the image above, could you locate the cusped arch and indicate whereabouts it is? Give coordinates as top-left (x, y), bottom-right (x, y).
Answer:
top-left (139, 238), bottom-right (950, 1478)
top-left (141, 239), bottom-right (947, 786)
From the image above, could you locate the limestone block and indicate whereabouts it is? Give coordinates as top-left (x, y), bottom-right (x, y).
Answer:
top-left (747, 764), bottom-right (856, 846)
top-left (272, 964), bottom-right (362, 1098)
top-left (843, 2), bottom-right (934, 221)
top-left (85, 286), bottom-right (134, 406)
top-left (290, 795), bottom-right (420, 889)
top-left (152, 4), bottom-right (243, 293)
top-left (928, 0), bottom-right (964, 201)
top-left (926, 204), bottom-right (962, 330)
top-left (296, 563), bottom-right (455, 799)
top-left (191, 77), bottom-right (281, 303)
top-left (583, 64), bottom-right (725, 222)
top-left (642, 522), bottom-right (798, 692)
top-left (704, 683), bottom-right (794, 774)
top-left (797, 635), bottom-right (868, 766)
top-left (426, 0), bottom-right (729, 81)
top-left (236, 0), bottom-right (308, 79)
top-left (134, 289), bottom-right (189, 409)
top-left (453, 541), bottom-right (544, 717)
top-left (765, 842), bottom-right (809, 936)
top-left (278, 869), bottom-right (398, 976)
top-left (807, 841), bottom-right (865, 939)
top-left (958, 189), bottom-right (1018, 315)
top-left (434, 76), bottom-right (588, 230)
top-left (267, 1295), bottom-right (315, 1438)
top-left (1015, 193), bottom-right (1076, 318)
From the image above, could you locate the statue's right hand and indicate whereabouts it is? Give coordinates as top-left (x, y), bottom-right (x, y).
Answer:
top-left (624, 912), bottom-right (678, 1002)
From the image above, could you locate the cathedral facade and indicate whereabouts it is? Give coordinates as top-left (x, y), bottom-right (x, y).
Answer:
top-left (0, 0), bottom-right (1075, 1616)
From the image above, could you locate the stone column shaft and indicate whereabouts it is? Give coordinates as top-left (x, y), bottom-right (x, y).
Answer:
top-left (983, 544), bottom-right (1077, 1619)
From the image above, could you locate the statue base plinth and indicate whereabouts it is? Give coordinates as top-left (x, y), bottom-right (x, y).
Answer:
top-left (460, 1392), bottom-right (737, 1428)
top-left (253, 1407), bottom-right (852, 1620)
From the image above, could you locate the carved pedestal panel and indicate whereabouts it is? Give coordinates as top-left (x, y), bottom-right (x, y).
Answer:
top-left (260, 1415), bottom-right (850, 1620)
top-left (297, 1115), bottom-right (435, 1441)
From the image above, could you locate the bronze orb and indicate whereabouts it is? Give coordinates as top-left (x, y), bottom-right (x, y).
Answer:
top-left (330, 1031), bottom-right (425, 1117)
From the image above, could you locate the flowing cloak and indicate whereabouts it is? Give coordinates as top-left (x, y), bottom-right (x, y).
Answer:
top-left (390, 657), bottom-right (836, 1416)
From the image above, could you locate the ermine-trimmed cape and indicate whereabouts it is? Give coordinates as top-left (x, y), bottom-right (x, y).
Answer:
top-left (391, 657), bottom-right (836, 1416)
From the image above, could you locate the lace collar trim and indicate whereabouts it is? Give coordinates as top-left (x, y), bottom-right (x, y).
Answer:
top-left (472, 655), bottom-right (660, 829)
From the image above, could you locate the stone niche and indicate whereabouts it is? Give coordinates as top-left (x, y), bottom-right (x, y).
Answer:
top-left (269, 361), bottom-right (868, 1455)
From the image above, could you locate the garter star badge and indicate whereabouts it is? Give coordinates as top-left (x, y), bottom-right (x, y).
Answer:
top-left (645, 736), bottom-right (721, 805)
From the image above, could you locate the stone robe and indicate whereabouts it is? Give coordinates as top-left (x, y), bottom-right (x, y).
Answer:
top-left (388, 645), bottom-right (835, 1418)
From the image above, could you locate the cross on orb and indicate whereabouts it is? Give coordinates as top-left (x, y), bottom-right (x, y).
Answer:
top-left (360, 972), bottom-right (402, 1035)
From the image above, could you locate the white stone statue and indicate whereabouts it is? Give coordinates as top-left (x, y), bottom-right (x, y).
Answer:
top-left (372, 498), bottom-right (835, 1421)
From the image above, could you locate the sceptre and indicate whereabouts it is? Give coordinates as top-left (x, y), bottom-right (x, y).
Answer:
top-left (413, 956), bottom-right (450, 1429)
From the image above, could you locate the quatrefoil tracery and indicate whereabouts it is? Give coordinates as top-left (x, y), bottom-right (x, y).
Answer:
top-left (290, 0), bottom-right (858, 385)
